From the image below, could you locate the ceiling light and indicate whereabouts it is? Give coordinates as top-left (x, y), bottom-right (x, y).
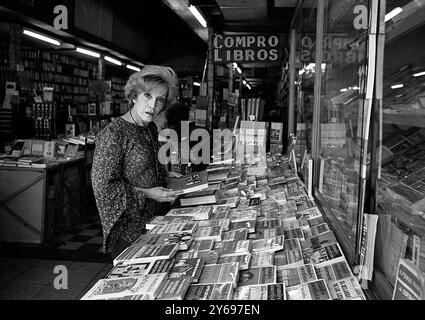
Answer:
top-left (340, 88), bottom-right (348, 92)
top-left (391, 84), bottom-right (404, 89)
top-left (188, 5), bottom-right (207, 28)
top-left (105, 56), bottom-right (122, 66)
top-left (126, 64), bottom-right (141, 72)
top-left (385, 7), bottom-right (403, 22)
top-left (246, 84), bottom-right (251, 90)
top-left (299, 69), bottom-right (305, 76)
top-left (23, 29), bottom-right (60, 46)
top-left (236, 67), bottom-right (242, 74)
top-left (413, 71), bottom-right (425, 77)
top-left (243, 80), bottom-right (247, 85)
top-left (76, 47), bottom-right (100, 58)
top-left (193, 82), bottom-right (201, 87)
top-left (233, 62), bottom-right (238, 69)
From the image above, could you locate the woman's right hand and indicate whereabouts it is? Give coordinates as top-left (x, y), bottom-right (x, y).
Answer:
top-left (137, 187), bottom-right (181, 203)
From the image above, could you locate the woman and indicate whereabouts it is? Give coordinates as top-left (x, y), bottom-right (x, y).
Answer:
top-left (92, 65), bottom-right (182, 259)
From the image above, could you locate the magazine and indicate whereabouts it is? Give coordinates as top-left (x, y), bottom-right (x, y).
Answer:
top-left (251, 236), bottom-right (284, 253)
top-left (185, 282), bottom-right (233, 300)
top-left (275, 239), bottom-right (304, 267)
top-left (327, 276), bottom-right (366, 300)
top-left (218, 253), bottom-right (251, 270)
top-left (106, 262), bottom-right (153, 278)
top-left (233, 283), bottom-right (286, 300)
top-left (113, 243), bottom-right (179, 266)
top-left (286, 279), bottom-right (331, 300)
top-left (155, 276), bottom-right (192, 300)
top-left (168, 258), bottom-right (205, 283)
top-left (166, 206), bottom-right (212, 221)
top-left (198, 263), bottom-right (240, 287)
top-left (237, 266), bottom-right (276, 287)
top-left (276, 264), bottom-right (317, 287)
top-left (250, 252), bottom-right (274, 267)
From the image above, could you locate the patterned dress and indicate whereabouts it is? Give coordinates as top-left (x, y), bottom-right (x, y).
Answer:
top-left (91, 118), bottom-right (169, 253)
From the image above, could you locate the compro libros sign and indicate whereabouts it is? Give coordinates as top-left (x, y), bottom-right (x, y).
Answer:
top-left (213, 34), bottom-right (283, 64)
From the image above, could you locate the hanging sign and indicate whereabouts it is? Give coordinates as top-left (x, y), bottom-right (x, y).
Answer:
top-left (213, 34), bottom-right (282, 64)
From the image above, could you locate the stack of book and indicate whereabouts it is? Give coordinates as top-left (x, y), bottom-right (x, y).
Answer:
top-left (82, 153), bottom-right (365, 300)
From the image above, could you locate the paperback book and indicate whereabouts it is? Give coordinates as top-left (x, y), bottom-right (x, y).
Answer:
top-left (133, 232), bottom-right (193, 251)
top-left (303, 242), bottom-right (345, 265)
top-left (247, 227), bottom-right (285, 240)
top-left (250, 252), bottom-right (274, 267)
top-left (222, 228), bottom-right (248, 242)
top-left (145, 216), bottom-right (194, 230)
top-left (198, 263), bottom-right (240, 287)
top-left (251, 236), bottom-right (284, 253)
top-left (286, 279), bottom-right (331, 300)
top-left (198, 219), bottom-right (230, 232)
top-left (180, 190), bottom-right (218, 207)
top-left (230, 220), bottom-right (256, 233)
top-left (148, 222), bottom-right (198, 235)
top-left (237, 266), bottom-right (276, 287)
top-left (148, 259), bottom-right (175, 274)
top-left (106, 262), bottom-right (153, 278)
top-left (327, 277), bottom-right (366, 300)
top-left (167, 170), bottom-right (209, 194)
top-left (215, 240), bottom-right (251, 257)
top-left (276, 264), bottom-right (317, 287)
top-left (194, 226), bottom-right (223, 242)
top-left (315, 259), bottom-right (353, 283)
top-left (187, 239), bottom-right (215, 253)
top-left (81, 273), bottom-right (168, 300)
top-left (155, 276), bottom-right (192, 300)
top-left (166, 206), bottom-right (212, 221)
top-left (275, 239), bottom-right (304, 267)
top-left (185, 283), bottom-right (234, 300)
top-left (113, 243), bottom-right (179, 266)
top-left (168, 258), bottom-right (205, 283)
top-left (217, 253), bottom-right (251, 270)
top-left (233, 283), bottom-right (286, 300)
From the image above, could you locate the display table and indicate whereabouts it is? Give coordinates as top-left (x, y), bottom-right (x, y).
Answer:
top-left (0, 157), bottom-right (87, 244)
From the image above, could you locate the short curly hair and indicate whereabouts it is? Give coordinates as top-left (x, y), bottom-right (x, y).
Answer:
top-left (124, 65), bottom-right (178, 107)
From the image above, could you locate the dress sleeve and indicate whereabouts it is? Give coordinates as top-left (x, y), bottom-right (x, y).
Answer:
top-left (91, 126), bottom-right (146, 250)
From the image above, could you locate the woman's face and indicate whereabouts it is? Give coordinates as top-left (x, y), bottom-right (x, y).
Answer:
top-left (133, 86), bottom-right (168, 126)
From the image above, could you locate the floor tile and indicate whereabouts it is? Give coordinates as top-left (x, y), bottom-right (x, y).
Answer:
top-left (70, 261), bottom-right (107, 271)
top-left (58, 242), bottom-right (85, 251)
top-left (35, 260), bottom-right (74, 267)
top-left (0, 257), bottom-right (39, 267)
top-left (73, 223), bottom-right (91, 229)
top-left (32, 284), bottom-right (87, 300)
top-left (53, 234), bottom-right (75, 242)
top-left (14, 266), bottom-right (57, 285)
top-left (0, 283), bottom-right (46, 300)
top-left (77, 229), bottom-right (101, 237)
top-left (66, 267), bottom-right (102, 286)
top-left (69, 235), bottom-right (92, 243)
top-left (87, 236), bottom-right (103, 245)
top-left (0, 265), bottom-right (32, 288)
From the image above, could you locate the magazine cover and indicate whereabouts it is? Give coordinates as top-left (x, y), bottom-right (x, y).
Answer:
top-left (250, 252), bottom-right (274, 267)
top-left (286, 279), bottom-right (331, 300)
top-left (185, 283), bottom-right (233, 300)
top-left (198, 262), bottom-right (240, 287)
top-left (166, 206), bottom-right (212, 220)
top-left (315, 259), bottom-right (353, 283)
top-left (251, 236), bottom-right (284, 253)
top-left (237, 266), bottom-right (276, 287)
top-left (155, 276), bottom-right (193, 300)
top-left (327, 276), bottom-right (366, 300)
top-left (133, 232), bottom-right (193, 251)
top-left (222, 228), bottom-right (249, 242)
top-left (168, 258), bottom-right (205, 283)
top-left (275, 239), bottom-right (304, 267)
top-left (148, 222), bottom-right (198, 235)
top-left (148, 259), bottom-right (175, 274)
top-left (106, 262), bottom-right (153, 278)
top-left (218, 253), bottom-right (251, 270)
top-left (81, 273), bottom-right (168, 300)
top-left (233, 283), bottom-right (286, 300)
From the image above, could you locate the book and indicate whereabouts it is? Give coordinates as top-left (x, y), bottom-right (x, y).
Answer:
top-left (251, 236), bottom-right (284, 253)
top-left (168, 258), bottom-right (205, 283)
top-left (81, 273), bottom-right (168, 300)
top-left (255, 219), bottom-right (282, 230)
top-left (210, 205), bottom-right (231, 220)
top-left (222, 228), bottom-right (248, 242)
top-left (250, 252), bottom-right (274, 267)
top-left (180, 189), bottom-right (218, 207)
top-left (187, 239), bottom-right (215, 253)
top-left (167, 171), bottom-right (209, 194)
top-left (276, 264), bottom-right (317, 287)
top-left (194, 226), bottom-right (223, 242)
top-left (155, 276), bottom-right (192, 300)
top-left (225, 196), bottom-right (240, 208)
top-left (148, 258), bottom-right (175, 274)
top-left (43, 141), bottom-right (56, 158)
top-left (64, 143), bottom-right (79, 159)
top-left (315, 259), bottom-right (353, 283)
top-left (302, 231), bottom-right (338, 251)
top-left (233, 283), bottom-right (286, 300)
top-left (166, 206), bottom-right (212, 221)
top-left (145, 215), bottom-right (194, 230)
top-left (31, 139), bottom-right (45, 156)
top-left (198, 219), bottom-right (230, 232)
top-left (328, 277), bottom-right (366, 300)
top-left (113, 243), bottom-right (179, 266)
top-left (230, 220), bottom-right (256, 233)
top-left (133, 232), bottom-right (193, 251)
top-left (185, 282), bottom-right (233, 300)
top-left (229, 209), bottom-right (258, 222)
top-left (198, 263), bottom-right (239, 287)
top-left (10, 140), bottom-right (25, 157)
top-left (310, 223), bottom-right (331, 237)
top-left (303, 243), bottom-right (345, 265)
top-left (248, 227), bottom-right (286, 240)
top-left (217, 253), bottom-right (251, 270)
top-left (195, 250), bottom-right (220, 265)
top-left (286, 279), bottom-right (331, 300)
top-left (106, 262), bottom-right (153, 278)
top-left (237, 266), bottom-right (276, 287)
top-left (275, 239), bottom-right (304, 267)
top-left (148, 222), bottom-right (198, 235)
top-left (284, 228), bottom-right (305, 241)
top-left (392, 258), bottom-right (425, 300)
top-left (215, 240), bottom-right (251, 257)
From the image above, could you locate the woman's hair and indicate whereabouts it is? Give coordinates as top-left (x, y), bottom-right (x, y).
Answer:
top-left (124, 65), bottom-right (178, 107)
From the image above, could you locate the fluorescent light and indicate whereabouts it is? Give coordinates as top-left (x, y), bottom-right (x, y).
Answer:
top-left (193, 82), bottom-right (201, 87)
top-left (105, 56), bottom-right (122, 66)
top-left (126, 64), bottom-right (141, 72)
top-left (23, 29), bottom-right (60, 46)
top-left (385, 7), bottom-right (403, 22)
top-left (188, 5), bottom-right (207, 28)
top-left (76, 47), bottom-right (100, 58)
top-left (340, 88), bottom-right (348, 92)
top-left (246, 84), bottom-right (251, 90)
top-left (391, 84), bottom-right (404, 89)
top-left (236, 67), bottom-right (242, 74)
top-left (353, 86), bottom-right (360, 90)
top-left (233, 63), bottom-right (238, 69)
top-left (299, 69), bottom-right (305, 76)
top-left (413, 71), bottom-right (425, 77)
top-left (243, 80), bottom-right (247, 85)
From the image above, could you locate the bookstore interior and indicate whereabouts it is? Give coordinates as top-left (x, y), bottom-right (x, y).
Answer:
top-left (0, 0), bottom-right (424, 302)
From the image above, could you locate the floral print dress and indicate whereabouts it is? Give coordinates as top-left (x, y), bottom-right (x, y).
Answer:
top-left (91, 118), bottom-right (169, 253)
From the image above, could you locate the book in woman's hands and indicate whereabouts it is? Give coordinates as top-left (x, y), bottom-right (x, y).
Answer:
top-left (179, 190), bottom-right (218, 207)
top-left (167, 171), bottom-right (209, 194)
